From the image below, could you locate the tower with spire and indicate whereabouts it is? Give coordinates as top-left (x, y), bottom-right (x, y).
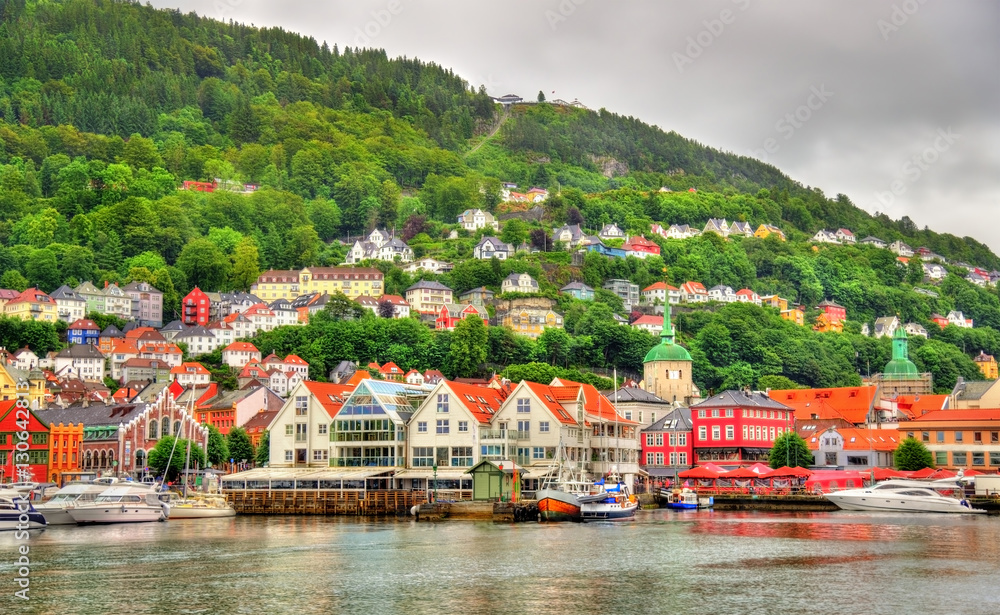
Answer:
top-left (643, 303), bottom-right (695, 403)
top-left (877, 326), bottom-right (933, 396)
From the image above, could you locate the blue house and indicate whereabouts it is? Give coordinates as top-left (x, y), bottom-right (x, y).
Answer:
top-left (67, 318), bottom-right (101, 346)
top-left (586, 242), bottom-right (626, 259)
top-left (560, 282), bottom-right (595, 301)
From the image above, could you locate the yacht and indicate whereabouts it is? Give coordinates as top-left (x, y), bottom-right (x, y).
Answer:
top-left (165, 494), bottom-right (236, 519)
top-left (0, 496), bottom-right (47, 531)
top-left (825, 479), bottom-right (985, 514)
top-left (33, 482), bottom-right (109, 525)
top-left (67, 484), bottom-right (171, 524)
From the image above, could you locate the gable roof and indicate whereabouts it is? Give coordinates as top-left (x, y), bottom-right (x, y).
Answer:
top-left (519, 381), bottom-right (578, 425)
top-left (694, 390), bottom-right (794, 411)
top-left (550, 378), bottom-right (635, 424)
top-left (768, 387), bottom-right (876, 424)
top-left (223, 342), bottom-right (259, 353)
top-left (441, 380), bottom-right (507, 424)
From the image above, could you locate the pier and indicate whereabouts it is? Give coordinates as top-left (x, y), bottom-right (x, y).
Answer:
top-left (227, 489), bottom-right (425, 516)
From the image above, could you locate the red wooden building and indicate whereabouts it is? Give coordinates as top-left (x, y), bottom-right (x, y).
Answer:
top-left (816, 300), bottom-right (847, 325)
top-left (623, 235), bottom-right (661, 258)
top-left (0, 400), bottom-right (50, 483)
top-left (640, 406), bottom-right (693, 481)
top-left (182, 286), bottom-right (212, 326)
top-left (435, 303), bottom-right (488, 331)
top-left (690, 390), bottom-right (795, 467)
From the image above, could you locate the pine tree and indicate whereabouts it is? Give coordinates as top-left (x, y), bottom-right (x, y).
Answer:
top-left (769, 432), bottom-right (813, 469)
top-left (97, 230), bottom-right (124, 272)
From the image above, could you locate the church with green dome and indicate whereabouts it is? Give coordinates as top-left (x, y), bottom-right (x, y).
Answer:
top-left (643, 303), bottom-right (696, 404)
top-left (876, 326), bottom-right (933, 395)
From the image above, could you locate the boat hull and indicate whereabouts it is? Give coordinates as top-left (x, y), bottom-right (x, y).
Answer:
top-left (34, 505), bottom-right (76, 525)
top-left (68, 505), bottom-right (166, 524)
top-left (666, 501), bottom-right (698, 510)
top-left (168, 506), bottom-right (236, 519)
top-left (826, 493), bottom-right (985, 514)
top-left (581, 500), bottom-right (639, 521)
top-left (0, 513), bottom-right (47, 531)
top-left (536, 489), bottom-right (581, 522)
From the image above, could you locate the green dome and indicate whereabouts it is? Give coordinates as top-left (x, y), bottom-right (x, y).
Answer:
top-left (644, 342), bottom-right (693, 363)
top-left (883, 358), bottom-right (919, 378)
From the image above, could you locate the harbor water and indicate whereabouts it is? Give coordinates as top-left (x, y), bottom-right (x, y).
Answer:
top-left (3, 510), bottom-right (1000, 615)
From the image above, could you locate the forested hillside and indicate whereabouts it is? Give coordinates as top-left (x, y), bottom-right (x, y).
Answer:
top-left (0, 0), bottom-right (997, 395)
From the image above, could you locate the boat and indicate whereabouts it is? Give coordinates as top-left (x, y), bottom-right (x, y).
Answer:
top-left (33, 482), bottom-right (109, 525)
top-left (662, 487), bottom-right (714, 510)
top-left (165, 494), bottom-right (236, 519)
top-left (67, 484), bottom-right (171, 524)
top-left (536, 441), bottom-right (593, 522)
top-left (0, 496), bottom-right (47, 531)
top-left (578, 476), bottom-right (639, 521)
top-left (825, 479), bottom-right (985, 514)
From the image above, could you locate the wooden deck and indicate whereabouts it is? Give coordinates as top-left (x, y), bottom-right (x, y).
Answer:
top-left (226, 490), bottom-right (426, 516)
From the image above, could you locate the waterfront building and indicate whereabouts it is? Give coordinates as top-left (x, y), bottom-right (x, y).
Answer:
top-left (603, 386), bottom-right (673, 431)
top-left (194, 386), bottom-right (284, 436)
top-left (897, 409), bottom-right (1000, 470)
top-left (642, 304), bottom-right (695, 405)
top-left (327, 380), bottom-right (430, 469)
top-left (641, 407), bottom-right (693, 480)
top-left (803, 425), bottom-right (898, 468)
top-left (0, 399), bottom-right (50, 482)
top-left (48, 421), bottom-right (85, 484)
top-left (266, 381), bottom-right (353, 468)
top-left (768, 386), bottom-right (878, 426)
top-left (690, 391), bottom-right (794, 466)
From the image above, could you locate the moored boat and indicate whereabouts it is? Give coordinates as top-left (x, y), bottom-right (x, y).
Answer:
top-left (663, 488), bottom-right (714, 510)
top-left (34, 482), bottom-right (108, 525)
top-left (825, 479), bottom-right (985, 514)
top-left (67, 485), bottom-right (170, 524)
top-left (579, 478), bottom-right (638, 521)
top-left (166, 494), bottom-right (236, 519)
top-left (0, 496), bottom-right (47, 531)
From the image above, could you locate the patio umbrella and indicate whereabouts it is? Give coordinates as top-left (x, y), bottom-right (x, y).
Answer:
top-left (909, 467), bottom-right (936, 479)
top-left (722, 467), bottom-right (760, 479)
top-left (871, 467), bottom-right (907, 480)
top-left (767, 466), bottom-right (813, 478)
top-left (677, 466), bottom-right (721, 479)
top-left (927, 468), bottom-right (956, 479)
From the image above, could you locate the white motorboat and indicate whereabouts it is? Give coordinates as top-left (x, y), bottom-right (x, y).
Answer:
top-left (166, 494), bottom-right (236, 519)
top-left (825, 479), bottom-right (985, 514)
top-left (0, 496), bottom-right (47, 531)
top-left (34, 482), bottom-right (109, 525)
top-left (578, 477), bottom-right (639, 521)
top-left (67, 485), bottom-right (171, 524)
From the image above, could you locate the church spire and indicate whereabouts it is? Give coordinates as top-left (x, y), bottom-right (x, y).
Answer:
top-left (661, 301), bottom-right (676, 345)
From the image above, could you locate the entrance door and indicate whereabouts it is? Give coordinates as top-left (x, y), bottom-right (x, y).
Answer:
top-left (296, 449), bottom-right (307, 465)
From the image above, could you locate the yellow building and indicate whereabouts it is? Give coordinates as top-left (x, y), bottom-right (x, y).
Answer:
top-left (500, 308), bottom-right (564, 339)
top-left (974, 351), bottom-right (998, 380)
top-left (761, 294), bottom-right (788, 311)
top-left (299, 267), bottom-right (384, 300)
top-left (754, 224), bottom-right (787, 241)
top-left (813, 312), bottom-right (844, 333)
top-left (781, 308), bottom-right (805, 326)
top-left (4, 288), bottom-right (58, 322)
top-left (0, 363), bottom-right (48, 408)
top-left (251, 270), bottom-right (301, 301)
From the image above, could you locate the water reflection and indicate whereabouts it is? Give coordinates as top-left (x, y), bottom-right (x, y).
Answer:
top-left (0, 511), bottom-right (998, 615)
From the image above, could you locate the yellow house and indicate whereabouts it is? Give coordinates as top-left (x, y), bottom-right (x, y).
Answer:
top-left (754, 224), bottom-right (786, 241)
top-left (780, 308), bottom-right (805, 326)
top-left (974, 352), bottom-right (998, 380)
top-left (299, 267), bottom-right (384, 300)
top-left (761, 294), bottom-right (788, 311)
top-left (4, 288), bottom-right (58, 322)
top-left (251, 270), bottom-right (301, 301)
top-left (813, 312), bottom-right (844, 333)
top-left (500, 308), bottom-right (564, 339)
top-left (0, 362), bottom-right (48, 407)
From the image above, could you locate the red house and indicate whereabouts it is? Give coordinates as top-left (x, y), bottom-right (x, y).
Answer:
top-left (435, 303), bottom-right (488, 331)
top-left (182, 286), bottom-right (212, 326)
top-left (816, 300), bottom-right (847, 325)
top-left (931, 313), bottom-right (949, 328)
top-left (0, 400), bottom-right (50, 483)
top-left (623, 235), bottom-right (661, 258)
top-left (640, 407), bottom-right (693, 481)
top-left (182, 180), bottom-right (217, 192)
top-left (690, 391), bottom-right (794, 467)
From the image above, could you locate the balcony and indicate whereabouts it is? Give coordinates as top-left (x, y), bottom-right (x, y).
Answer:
top-left (480, 430), bottom-right (527, 441)
top-left (331, 432), bottom-right (396, 443)
top-left (330, 457), bottom-right (402, 467)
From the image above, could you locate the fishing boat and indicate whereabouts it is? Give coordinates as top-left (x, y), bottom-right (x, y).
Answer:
top-left (825, 479), bottom-right (985, 514)
top-left (0, 496), bottom-right (47, 531)
top-left (578, 476), bottom-right (639, 521)
top-left (166, 494), bottom-right (236, 519)
top-left (67, 484), bottom-right (171, 524)
top-left (536, 441), bottom-right (592, 522)
top-left (662, 487), bottom-right (714, 510)
top-left (33, 482), bottom-right (108, 525)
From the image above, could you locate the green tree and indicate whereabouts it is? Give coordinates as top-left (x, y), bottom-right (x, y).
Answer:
top-left (537, 90), bottom-right (546, 103)
top-left (147, 437), bottom-right (207, 482)
top-left (255, 430), bottom-right (270, 467)
top-left (225, 427), bottom-right (255, 465)
top-left (906, 256), bottom-right (924, 285)
top-left (25, 248), bottom-right (60, 291)
top-left (176, 238), bottom-right (231, 291)
top-left (229, 237), bottom-right (261, 291)
top-left (0, 270), bottom-right (29, 292)
top-left (768, 431), bottom-right (813, 469)
top-left (895, 436), bottom-right (934, 471)
top-left (448, 315), bottom-right (488, 378)
top-left (205, 424), bottom-right (229, 467)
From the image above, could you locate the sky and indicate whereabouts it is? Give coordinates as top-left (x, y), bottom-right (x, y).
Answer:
top-left (151, 0), bottom-right (1000, 252)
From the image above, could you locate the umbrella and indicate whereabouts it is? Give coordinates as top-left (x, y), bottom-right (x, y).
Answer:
top-left (747, 463), bottom-right (773, 475)
top-left (766, 466), bottom-right (813, 478)
top-left (927, 468), bottom-right (956, 479)
top-left (909, 467), bottom-right (936, 479)
top-left (678, 466), bottom-right (721, 479)
top-left (722, 467), bottom-right (760, 479)
top-left (871, 467), bottom-right (907, 480)
top-left (961, 469), bottom-right (984, 476)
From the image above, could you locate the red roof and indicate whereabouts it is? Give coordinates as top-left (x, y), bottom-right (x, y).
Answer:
top-left (889, 395), bottom-right (949, 418)
top-left (111, 340), bottom-right (141, 355)
top-left (125, 327), bottom-right (156, 339)
top-left (443, 381), bottom-right (506, 424)
top-left (379, 362), bottom-right (402, 375)
top-left (170, 362), bottom-right (210, 375)
top-left (243, 410), bottom-right (278, 432)
top-left (284, 354), bottom-right (308, 365)
top-left (223, 342), bottom-right (259, 353)
top-left (243, 303), bottom-right (274, 316)
top-left (302, 382), bottom-right (355, 419)
top-left (631, 315), bottom-right (663, 327)
top-left (805, 427), bottom-right (899, 452)
top-left (643, 282), bottom-right (666, 292)
top-left (769, 387), bottom-right (877, 424)
top-left (140, 342), bottom-right (182, 355)
top-left (6, 288), bottom-right (53, 306)
top-left (68, 318), bottom-right (100, 330)
top-left (552, 378), bottom-right (635, 424)
top-left (520, 381), bottom-right (578, 425)
top-left (379, 295), bottom-right (409, 306)
top-left (902, 409), bottom-right (1000, 423)
top-left (735, 289), bottom-right (758, 298)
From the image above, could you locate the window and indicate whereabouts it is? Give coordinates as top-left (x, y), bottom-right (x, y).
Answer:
top-left (284, 450), bottom-right (293, 462)
top-left (711, 409), bottom-right (719, 418)
top-left (770, 427), bottom-right (775, 441)
top-left (711, 426), bottom-right (720, 440)
top-left (825, 452), bottom-right (837, 465)
top-left (458, 421), bottom-right (469, 433)
top-left (162, 417), bottom-right (170, 437)
top-left (668, 452), bottom-right (676, 465)
top-left (451, 447), bottom-right (473, 466)
top-left (937, 431), bottom-right (945, 443)
top-left (436, 420), bottom-right (449, 434)
top-left (436, 394), bottom-right (449, 413)
top-left (295, 423), bottom-right (307, 442)
top-left (285, 424), bottom-right (293, 436)
top-left (678, 433), bottom-right (687, 446)
top-left (295, 396), bottom-right (308, 416)
top-left (417, 421), bottom-right (427, 433)
top-left (148, 421), bottom-right (158, 439)
top-left (517, 399), bottom-right (531, 413)
top-left (725, 426), bottom-right (734, 440)
top-left (517, 420), bottom-right (530, 435)
top-left (725, 409), bottom-right (733, 418)
top-left (678, 453), bottom-right (687, 465)
top-left (698, 409), bottom-right (706, 418)
top-left (413, 447), bottom-right (434, 467)
top-left (993, 432), bottom-right (999, 444)
top-left (952, 451), bottom-right (967, 466)
top-left (539, 421), bottom-right (549, 433)
top-left (668, 433), bottom-right (676, 446)
top-left (318, 424), bottom-right (328, 435)
top-left (846, 456), bottom-right (868, 466)
top-left (698, 426), bottom-right (707, 441)
top-left (935, 451), bottom-right (948, 466)
top-left (921, 431), bottom-right (929, 443)
top-left (655, 453), bottom-right (664, 465)
top-left (955, 432), bottom-right (964, 443)
top-left (972, 452), bottom-right (985, 466)
top-left (646, 452), bottom-right (655, 465)
top-left (743, 425), bottom-right (748, 440)
top-left (974, 432), bottom-right (982, 443)
top-left (532, 447), bottom-right (545, 460)
top-left (646, 434), bottom-right (654, 447)
top-left (312, 449), bottom-right (328, 461)
top-left (990, 452), bottom-right (1000, 466)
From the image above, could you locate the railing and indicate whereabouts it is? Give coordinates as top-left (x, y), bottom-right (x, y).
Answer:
top-left (480, 430), bottom-right (527, 441)
top-left (331, 432), bottom-right (396, 442)
top-left (331, 457), bottom-right (402, 467)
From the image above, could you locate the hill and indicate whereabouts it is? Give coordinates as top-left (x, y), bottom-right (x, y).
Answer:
top-left (0, 0), bottom-right (997, 395)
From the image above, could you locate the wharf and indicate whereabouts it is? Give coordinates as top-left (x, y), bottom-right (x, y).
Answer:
top-left (702, 493), bottom-right (839, 512)
top-left (227, 489), bottom-right (424, 515)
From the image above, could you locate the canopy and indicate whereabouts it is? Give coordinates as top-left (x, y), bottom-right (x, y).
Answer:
top-left (722, 467), bottom-right (761, 479)
top-left (766, 466), bottom-right (813, 478)
top-left (927, 468), bottom-right (956, 479)
top-left (747, 463), bottom-right (773, 475)
top-left (961, 469), bottom-right (985, 476)
top-left (678, 466), bottom-right (721, 479)
top-left (700, 463), bottom-right (727, 474)
top-left (909, 467), bottom-right (936, 478)
top-left (871, 467), bottom-right (907, 480)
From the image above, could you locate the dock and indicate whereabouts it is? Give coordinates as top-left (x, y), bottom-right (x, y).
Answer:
top-left (226, 489), bottom-right (424, 516)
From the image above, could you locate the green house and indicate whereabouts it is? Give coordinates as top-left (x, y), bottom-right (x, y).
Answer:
top-left (468, 459), bottom-right (524, 501)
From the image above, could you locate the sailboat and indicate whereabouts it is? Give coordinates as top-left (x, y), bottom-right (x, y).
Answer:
top-left (165, 401), bottom-right (236, 520)
top-left (535, 440), bottom-right (593, 522)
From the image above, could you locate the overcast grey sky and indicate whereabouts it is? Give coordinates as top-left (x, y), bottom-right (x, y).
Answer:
top-left (152, 1), bottom-right (1000, 252)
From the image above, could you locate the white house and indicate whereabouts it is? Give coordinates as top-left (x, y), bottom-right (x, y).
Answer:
top-left (222, 342), bottom-right (261, 369)
top-left (889, 241), bottom-right (914, 257)
top-left (403, 258), bottom-right (453, 274)
top-left (735, 288), bottom-right (762, 305)
top-left (665, 224), bottom-right (699, 239)
top-left (835, 228), bottom-right (856, 243)
top-left (377, 295), bottom-right (411, 319)
top-left (631, 315), bottom-right (663, 335)
top-left (598, 223), bottom-right (626, 241)
top-left (474, 236), bottom-right (515, 260)
top-left (267, 381), bottom-right (356, 467)
top-left (457, 209), bottom-right (499, 231)
top-left (52, 344), bottom-right (106, 382)
top-left (501, 272), bottom-right (540, 294)
top-left (169, 362), bottom-right (211, 386)
top-left (812, 229), bottom-right (840, 244)
top-left (707, 285), bottom-right (737, 303)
